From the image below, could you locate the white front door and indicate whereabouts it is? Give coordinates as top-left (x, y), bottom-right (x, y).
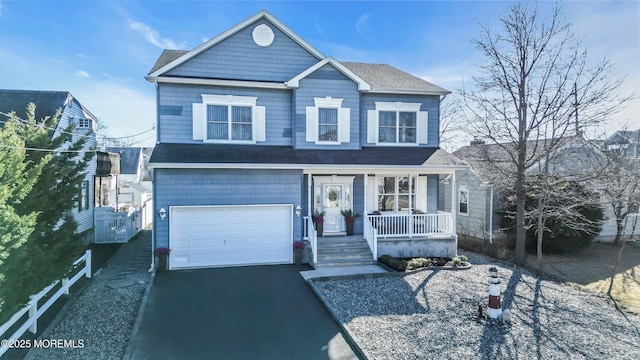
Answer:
top-left (323, 184), bottom-right (344, 233)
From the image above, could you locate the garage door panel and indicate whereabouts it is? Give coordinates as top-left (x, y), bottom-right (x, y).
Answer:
top-left (169, 205), bottom-right (292, 269)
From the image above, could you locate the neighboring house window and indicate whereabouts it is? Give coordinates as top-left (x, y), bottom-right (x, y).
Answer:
top-left (77, 118), bottom-right (93, 129)
top-left (306, 97), bottom-right (350, 144)
top-left (459, 187), bottom-right (469, 215)
top-left (192, 94), bottom-right (266, 143)
top-left (79, 181), bottom-right (89, 211)
top-left (377, 176), bottom-right (415, 212)
top-left (367, 102), bottom-right (428, 146)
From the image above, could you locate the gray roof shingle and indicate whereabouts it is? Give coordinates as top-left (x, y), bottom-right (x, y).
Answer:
top-left (0, 89), bottom-right (71, 121)
top-left (341, 62), bottom-right (450, 94)
top-left (150, 144), bottom-right (450, 167)
top-left (148, 50), bottom-right (189, 75)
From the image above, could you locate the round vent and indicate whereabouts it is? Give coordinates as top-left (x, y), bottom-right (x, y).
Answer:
top-left (252, 24), bottom-right (275, 47)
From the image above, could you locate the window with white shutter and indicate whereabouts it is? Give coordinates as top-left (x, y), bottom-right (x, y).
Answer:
top-left (305, 97), bottom-right (350, 145)
top-left (192, 94), bottom-right (266, 143)
top-left (367, 101), bottom-right (428, 146)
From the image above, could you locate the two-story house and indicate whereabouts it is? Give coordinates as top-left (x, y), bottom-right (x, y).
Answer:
top-left (0, 89), bottom-right (97, 241)
top-left (147, 10), bottom-right (465, 270)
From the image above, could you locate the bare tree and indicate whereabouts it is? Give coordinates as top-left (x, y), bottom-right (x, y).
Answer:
top-left (462, 2), bottom-right (629, 265)
top-left (439, 95), bottom-right (465, 152)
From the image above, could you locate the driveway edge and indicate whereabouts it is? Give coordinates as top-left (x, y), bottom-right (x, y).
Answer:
top-left (122, 269), bottom-right (156, 360)
top-left (307, 278), bottom-right (371, 360)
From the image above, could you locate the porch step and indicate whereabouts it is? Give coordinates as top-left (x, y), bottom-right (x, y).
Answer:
top-left (314, 237), bottom-right (377, 268)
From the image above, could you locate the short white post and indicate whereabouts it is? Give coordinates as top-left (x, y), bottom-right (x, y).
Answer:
top-left (488, 267), bottom-right (502, 319)
top-left (85, 249), bottom-right (92, 278)
top-left (62, 278), bottom-right (70, 295)
top-left (28, 295), bottom-right (38, 334)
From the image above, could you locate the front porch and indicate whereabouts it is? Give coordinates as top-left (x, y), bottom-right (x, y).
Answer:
top-left (304, 212), bottom-right (457, 267)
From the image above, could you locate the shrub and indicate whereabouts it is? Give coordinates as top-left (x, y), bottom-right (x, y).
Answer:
top-left (406, 257), bottom-right (432, 270)
top-left (459, 255), bottom-right (468, 262)
top-left (501, 177), bottom-right (604, 254)
top-left (378, 254), bottom-right (407, 271)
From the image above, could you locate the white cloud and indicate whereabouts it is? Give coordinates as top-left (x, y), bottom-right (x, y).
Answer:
top-left (129, 21), bottom-right (184, 49)
top-left (76, 70), bottom-right (90, 78)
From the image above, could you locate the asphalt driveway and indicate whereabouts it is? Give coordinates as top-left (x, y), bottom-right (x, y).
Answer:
top-left (127, 265), bottom-right (358, 360)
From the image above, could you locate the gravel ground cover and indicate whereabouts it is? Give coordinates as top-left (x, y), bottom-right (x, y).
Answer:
top-left (25, 231), bottom-right (152, 360)
top-left (312, 253), bottom-right (640, 360)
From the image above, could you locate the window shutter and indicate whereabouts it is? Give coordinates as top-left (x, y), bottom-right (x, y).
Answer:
top-left (306, 106), bottom-right (317, 142)
top-left (254, 106), bottom-right (266, 142)
top-left (192, 103), bottom-right (205, 140)
top-left (367, 110), bottom-right (377, 144)
top-left (339, 108), bottom-right (350, 143)
top-left (418, 111), bottom-right (429, 144)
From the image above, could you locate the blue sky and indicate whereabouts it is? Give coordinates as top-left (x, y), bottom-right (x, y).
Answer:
top-left (0, 1), bottom-right (638, 149)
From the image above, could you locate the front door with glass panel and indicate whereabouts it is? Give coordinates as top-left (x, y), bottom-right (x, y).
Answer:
top-left (323, 184), bottom-right (345, 233)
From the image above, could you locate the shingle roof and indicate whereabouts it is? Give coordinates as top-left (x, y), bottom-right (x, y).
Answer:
top-left (148, 50), bottom-right (189, 75)
top-left (150, 144), bottom-right (453, 167)
top-left (0, 89), bottom-right (71, 121)
top-left (341, 62), bottom-right (450, 94)
top-left (106, 147), bottom-right (142, 174)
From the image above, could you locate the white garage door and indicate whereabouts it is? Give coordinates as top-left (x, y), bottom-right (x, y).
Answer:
top-left (169, 205), bottom-right (293, 269)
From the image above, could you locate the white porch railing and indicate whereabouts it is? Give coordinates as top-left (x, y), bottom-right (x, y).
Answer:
top-left (0, 250), bottom-right (91, 357)
top-left (364, 216), bottom-right (378, 259)
top-left (303, 216), bottom-right (318, 264)
top-left (366, 212), bottom-right (454, 238)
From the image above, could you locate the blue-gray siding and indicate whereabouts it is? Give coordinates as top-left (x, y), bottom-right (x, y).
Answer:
top-left (293, 64), bottom-right (361, 150)
top-left (157, 84), bottom-right (292, 145)
top-left (166, 19), bottom-right (319, 82)
top-left (153, 168), bottom-right (303, 249)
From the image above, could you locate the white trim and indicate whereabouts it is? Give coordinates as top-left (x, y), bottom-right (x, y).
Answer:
top-left (373, 101), bottom-right (422, 146)
top-left (307, 97), bottom-right (349, 145)
top-left (200, 95), bottom-right (259, 143)
top-left (287, 57), bottom-right (371, 91)
top-left (146, 76), bottom-right (288, 89)
top-left (148, 10), bottom-right (324, 78)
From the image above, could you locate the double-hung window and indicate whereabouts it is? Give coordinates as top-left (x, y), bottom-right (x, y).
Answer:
top-left (367, 102), bottom-right (428, 146)
top-left (318, 108), bottom-right (338, 142)
top-left (378, 111), bottom-right (416, 143)
top-left (192, 95), bottom-right (265, 143)
top-left (207, 105), bottom-right (252, 141)
top-left (459, 187), bottom-right (469, 215)
top-left (377, 176), bottom-right (415, 212)
top-left (79, 181), bottom-right (89, 211)
top-left (306, 97), bottom-right (350, 144)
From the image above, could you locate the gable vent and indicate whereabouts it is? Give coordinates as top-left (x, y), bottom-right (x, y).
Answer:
top-left (252, 24), bottom-right (275, 47)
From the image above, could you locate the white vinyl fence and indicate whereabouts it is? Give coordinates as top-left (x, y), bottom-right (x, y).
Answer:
top-left (0, 250), bottom-right (91, 357)
top-left (94, 207), bottom-right (141, 244)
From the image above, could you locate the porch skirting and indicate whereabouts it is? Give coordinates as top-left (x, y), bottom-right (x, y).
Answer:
top-left (376, 236), bottom-right (457, 259)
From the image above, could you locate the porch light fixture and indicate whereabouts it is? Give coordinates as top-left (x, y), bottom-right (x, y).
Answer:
top-left (295, 205), bottom-right (302, 217)
top-left (159, 208), bottom-right (167, 221)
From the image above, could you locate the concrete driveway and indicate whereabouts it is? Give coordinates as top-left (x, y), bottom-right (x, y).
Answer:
top-left (127, 265), bottom-right (358, 360)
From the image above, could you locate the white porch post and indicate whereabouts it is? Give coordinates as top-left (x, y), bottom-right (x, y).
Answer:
top-left (307, 173), bottom-right (312, 218)
top-left (408, 174), bottom-right (413, 238)
top-left (363, 173), bottom-right (367, 235)
top-left (450, 170), bottom-right (457, 234)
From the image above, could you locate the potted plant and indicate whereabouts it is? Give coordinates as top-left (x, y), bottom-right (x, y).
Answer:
top-left (312, 210), bottom-right (325, 237)
top-left (293, 241), bottom-right (305, 265)
top-left (341, 209), bottom-right (361, 236)
top-left (155, 247), bottom-right (171, 271)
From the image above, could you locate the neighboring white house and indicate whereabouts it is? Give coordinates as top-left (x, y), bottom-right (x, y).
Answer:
top-left (105, 147), bottom-right (153, 228)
